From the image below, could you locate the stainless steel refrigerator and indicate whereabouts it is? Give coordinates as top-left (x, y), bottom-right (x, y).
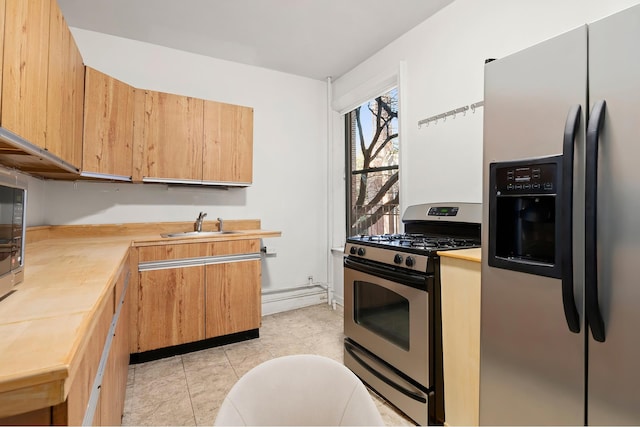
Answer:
top-left (481, 4), bottom-right (640, 425)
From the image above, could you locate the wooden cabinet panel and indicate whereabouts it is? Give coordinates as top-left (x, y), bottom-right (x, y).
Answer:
top-left (137, 243), bottom-right (208, 263)
top-left (46, 0), bottom-right (84, 167)
top-left (0, 407), bottom-right (51, 426)
top-left (83, 67), bottom-right (135, 178)
top-left (99, 290), bottom-right (129, 426)
top-left (205, 260), bottom-right (261, 338)
top-left (140, 90), bottom-right (204, 181)
top-left (132, 88), bottom-right (146, 182)
top-left (128, 247), bottom-right (140, 353)
top-left (137, 265), bottom-right (205, 352)
top-left (203, 101), bottom-right (253, 184)
top-left (440, 256), bottom-right (481, 427)
top-left (0, 0), bottom-right (5, 111)
top-left (135, 239), bottom-right (262, 352)
top-left (5, 262), bottom-right (130, 425)
top-left (1, 0), bottom-right (51, 147)
top-left (58, 290), bottom-right (114, 426)
top-left (206, 239), bottom-right (260, 257)
top-left (114, 292), bottom-right (130, 423)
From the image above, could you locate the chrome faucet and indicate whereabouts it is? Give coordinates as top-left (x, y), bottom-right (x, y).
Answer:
top-left (194, 212), bottom-right (207, 232)
top-left (217, 217), bottom-right (224, 232)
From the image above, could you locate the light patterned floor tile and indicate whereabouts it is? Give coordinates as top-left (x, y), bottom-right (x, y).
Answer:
top-left (123, 303), bottom-right (414, 426)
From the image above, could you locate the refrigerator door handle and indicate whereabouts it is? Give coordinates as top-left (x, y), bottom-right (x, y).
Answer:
top-left (561, 105), bottom-right (581, 333)
top-left (585, 99), bottom-right (607, 343)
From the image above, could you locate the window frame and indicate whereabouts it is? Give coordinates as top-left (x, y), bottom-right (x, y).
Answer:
top-left (345, 89), bottom-right (400, 237)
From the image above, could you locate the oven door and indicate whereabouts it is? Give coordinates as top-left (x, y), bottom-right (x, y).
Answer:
top-left (344, 257), bottom-right (430, 387)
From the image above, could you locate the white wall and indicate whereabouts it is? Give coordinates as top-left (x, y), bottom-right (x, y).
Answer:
top-left (36, 29), bottom-right (330, 302)
top-left (329, 0), bottom-right (640, 303)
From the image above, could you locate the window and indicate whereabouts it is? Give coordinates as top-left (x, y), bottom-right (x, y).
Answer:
top-left (346, 88), bottom-right (399, 237)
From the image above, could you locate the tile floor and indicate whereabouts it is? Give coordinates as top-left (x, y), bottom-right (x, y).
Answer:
top-left (122, 303), bottom-right (415, 426)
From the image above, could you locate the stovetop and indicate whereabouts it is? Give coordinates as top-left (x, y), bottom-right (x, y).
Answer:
top-left (344, 202), bottom-right (481, 272)
top-left (348, 233), bottom-right (480, 252)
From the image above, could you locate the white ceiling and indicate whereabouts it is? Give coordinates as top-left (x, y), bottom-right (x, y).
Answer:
top-left (57, 0), bottom-right (454, 81)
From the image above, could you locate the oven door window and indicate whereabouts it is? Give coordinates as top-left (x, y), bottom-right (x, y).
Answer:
top-left (354, 280), bottom-right (410, 350)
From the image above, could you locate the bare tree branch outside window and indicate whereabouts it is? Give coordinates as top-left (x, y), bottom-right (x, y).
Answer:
top-left (347, 88), bottom-right (399, 236)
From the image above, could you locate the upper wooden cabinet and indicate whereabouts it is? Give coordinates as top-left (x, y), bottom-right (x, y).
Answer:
top-left (83, 67), bottom-right (134, 179)
top-left (1, 0), bottom-right (51, 148)
top-left (0, 0), bottom-right (5, 110)
top-left (46, 0), bottom-right (84, 168)
top-left (0, 0), bottom-right (83, 172)
top-left (134, 90), bottom-right (204, 182)
top-left (133, 91), bottom-right (254, 186)
top-left (203, 101), bottom-right (253, 184)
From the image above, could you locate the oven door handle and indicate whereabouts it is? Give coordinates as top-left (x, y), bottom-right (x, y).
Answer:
top-left (344, 257), bottom-right (427, 289)
top-left (344, 340), bottom-right (427, 404)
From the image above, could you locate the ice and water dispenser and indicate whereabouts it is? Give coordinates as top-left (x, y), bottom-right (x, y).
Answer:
top-left (488, 155), bottom-right (563, 278)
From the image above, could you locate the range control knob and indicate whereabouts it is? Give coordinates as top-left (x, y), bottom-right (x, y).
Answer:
top-left (393, 254), bottom-right (403, 264)
top-left (349, 246), bottom-right (357, 255)
top-left (405, 256), bottom-right (415, 267)
top-left (357, 247), bottom-right (366, 256)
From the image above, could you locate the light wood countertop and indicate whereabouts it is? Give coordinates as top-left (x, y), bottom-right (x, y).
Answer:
top-left (438, 247), bottom-right (481, 263)
top-left (0, 225), bottom-right (280, 417)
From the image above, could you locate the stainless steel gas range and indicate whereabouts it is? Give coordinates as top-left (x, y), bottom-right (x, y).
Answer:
top-left (343, 202), bottom-right (481, 425)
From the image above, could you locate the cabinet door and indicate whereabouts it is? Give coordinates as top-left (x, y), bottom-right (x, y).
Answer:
top-left (205, 259), bottom-right (261, 338)
top-left (83, 67), bottom-right (134, 178)
top-left (1, 0), bottom-right (51, 147)
top-left (0, 0), bottom-right (5, 110)
top-left (46, 1), bottom-right (84, 167)
top-left (440, 256), bottom-right (481, 427)
top-left (137, 265), bottom-right (205, 352)
top-left (203, 100), bottom-right (253, 184)
top-left (140, 90), bottom-right (204, 181)
top-left (0, 408), bottom-right (51, 426)
top-left (57, 291), bottom-right (115, 426)
top-left (100, 290), bottom-right (129, 426)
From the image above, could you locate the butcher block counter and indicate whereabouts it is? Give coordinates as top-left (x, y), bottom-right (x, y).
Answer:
top-left (0, 220), bottom-right (280, 422)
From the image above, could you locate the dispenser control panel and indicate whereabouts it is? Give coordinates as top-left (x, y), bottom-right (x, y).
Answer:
top-left (495, 162), bottom-right (557, 194)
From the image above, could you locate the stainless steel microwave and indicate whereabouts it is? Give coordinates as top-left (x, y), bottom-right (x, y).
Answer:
top-left (0, 172), bottom-right (26, 299)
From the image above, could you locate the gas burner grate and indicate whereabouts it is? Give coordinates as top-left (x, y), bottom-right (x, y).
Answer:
top-left (350, 232), bottom-right (480, 252)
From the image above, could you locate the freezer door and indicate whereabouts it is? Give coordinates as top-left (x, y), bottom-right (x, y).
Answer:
top-left (587, 5), bottom-right (640, 425)
top-left (480, 26), bottom-right (587, 425)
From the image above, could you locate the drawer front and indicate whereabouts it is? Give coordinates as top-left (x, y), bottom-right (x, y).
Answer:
top-left (207, 239), bottom-right (260, 256)
top-left (137, 243), bottom-right (208, 262)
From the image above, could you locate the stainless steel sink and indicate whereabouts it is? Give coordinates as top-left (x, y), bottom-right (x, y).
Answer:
top-left (160, 231), bottom-right (239, 238)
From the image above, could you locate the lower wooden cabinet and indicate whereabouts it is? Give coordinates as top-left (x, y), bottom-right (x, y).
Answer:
top-left (0, 408), bottom-right (51, 426)
top-left (137, 265), bottom-right (205, 352)
top-left (0, 259), bottom-right (132, 426)
top-left (440, 252), bottom-right (481, 427)
top-left (57, 260), bottom-right (130, 426)
top-left (99, 287), bottom-right (130, 426)
top-left (134, 239), bottom-right (262, 353)
top-left (55, 286), bottom-right (115, 426)
top-left (205, 259), bottom-right (261, 338)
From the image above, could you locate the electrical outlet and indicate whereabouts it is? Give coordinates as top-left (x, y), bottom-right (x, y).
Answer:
top-left (308, 275), bottom-right (313, 285)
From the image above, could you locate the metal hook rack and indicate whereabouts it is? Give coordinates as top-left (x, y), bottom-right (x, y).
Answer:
top-left (418, 100), bottom-right (484, 128)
